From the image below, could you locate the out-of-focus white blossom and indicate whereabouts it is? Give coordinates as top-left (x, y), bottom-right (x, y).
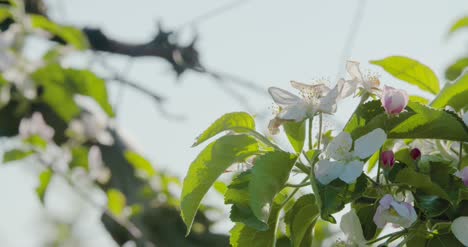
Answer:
top-left (19, 112), bottom-right (54, 141)
top-left (68, 95), bottom-right (114, 145)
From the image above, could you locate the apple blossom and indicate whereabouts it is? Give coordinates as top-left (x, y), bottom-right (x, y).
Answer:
top-left (454, 167), bottom-right (468, 186)
top-left (67, 95), bottom-right (114, 145)
top-left (381, 150), bottom-right (395, 168)
top-left (451, 216), bottom-right (468, 246)
top-left (19, 112), bottom-right (55, 141)
top-left (345, 60), bottom-right (381, 95)
top-left (268, 80), bottom-right (351, 124)
top-left (381, 86), bottom-right (409, 115)
top-left (88, 146), bottom-right (111, 184)
top-left (373, 194), bottom-right (417, 228)
top-left (339, 209), bottom-right (367, 247)
top-left (315, 128), bottom-right (387, 185)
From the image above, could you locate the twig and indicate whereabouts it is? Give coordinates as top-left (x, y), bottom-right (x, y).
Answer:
top-left (200, 67), bottom-right (267, 96)
top-left (176, 0), bottom-right (254, 31)
top-left (336, 0), bottom-right (368, 79)
top-left (34, 151), bottom-right (143, 241)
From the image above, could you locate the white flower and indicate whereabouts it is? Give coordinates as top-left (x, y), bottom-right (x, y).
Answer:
top-left (67, 95), bottom-right (114, 145)
top-left (452, 216), bottom-right (468, 246)
top-left (88, 146), bottom-right (110, 184)
top-left (268, 80), bottom-right (351, 122)
top-left (0, 25), bottom-right (19, 72)
top-left (345, 60), bottom-right (380, 95)
top-left (340, 209), bottom-right (367, 247)
top-left (373, 194), bottom-right (417, 229)
top-left (19, 112), bottom-right (55, 141)
top-left (315, 128), bottom-right (387, 185)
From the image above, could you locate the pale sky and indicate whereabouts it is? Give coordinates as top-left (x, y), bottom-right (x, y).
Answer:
top-left (0, 0), bottom-right (467, 246)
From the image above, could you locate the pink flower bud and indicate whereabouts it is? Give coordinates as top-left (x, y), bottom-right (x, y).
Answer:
top-left (381, 86), bottom-right (409, 115)
top-left (381, 150), bottom-right (395, 168)
top-left (410, 148), bottom-right (421, 160)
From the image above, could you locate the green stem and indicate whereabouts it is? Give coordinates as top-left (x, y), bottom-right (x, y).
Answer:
top-left (436, 140), bottom-right (457, 161)
top-left (234, 127), bottom-right (281, 150)
top-left (377, 147), bottom-right (382, 184)
top-left (458, 141), bottom-right (463, 170)
top-left (295, 161), bottom-right (310, 174)
top-left (366, 229), bottom-right (407, 245)
top-left (317, 113), bottom-right (323, 149)
top-left (285, 181), bottom-right (311, 188)
top-left (279, 176), bottom-right (309, 209)
top-left (302, 151), bottom-right (322, 213)
top-left (308, 118), bottom-right (313, 150)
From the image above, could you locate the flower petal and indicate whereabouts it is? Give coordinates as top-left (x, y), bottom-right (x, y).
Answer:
top-left (379, 194), bottom-right (394, 208)
top-left (373, 206), bottom-right (387, 228)
top-left (268, 87), bottom-right (303, 108)
top-left (317, 82), bottom-right (341, 114)
top-left (346, 60), bottom-right (364, 83)
top-left (340, 209), bottom-right (366, 246)
top-left (325, 131), bottom-right (353, 160)
top-left (353, 128), bottom-right (387, 159)
top-left (277, 102), bottom-right (309, 122)
top-left (338, 160), bottom-right (364, 184)
top-left (381, 86), bottom-right (409, 115)
top-left (315, 160), bottom-right (344, 185)
top-left (337, 78), bottom-right (357, 100)
top-left (452, 216), bottom-right (468, 246)
top-left (290, 80), bottom-right (331, 97)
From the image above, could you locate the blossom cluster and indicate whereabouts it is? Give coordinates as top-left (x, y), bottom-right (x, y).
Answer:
top-left (267, 61), bottom-right (468, 245)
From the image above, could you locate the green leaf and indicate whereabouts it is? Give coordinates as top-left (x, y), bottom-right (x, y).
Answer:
top-left (225, 171), bottom-right (268, 230)
top-left (124, 151), bottom-right (156, 178)
top-left (395, 168), bottom-right (450, 200)
top-left (370, 56), bottom-right (440, 94)
top-left (318, 175), bottom-right (368, 223)
top-left (449, 16), bottom-right (468, 35)
top-left (366, 150), bottom-right (380, 173)
top-left (69, 146), bottom-right (89, 170)
top-left (353, 204), bottom-right (377, 240)
top-left (213, 181), bottom-right (227, 195)
top-left (230, 193), bottom-right (286, 247)
top-left (409, 95), bottom-right (429, 105)
top-left (3, 149), bottom-right (34, 163)
top-left (284, 194), bottom-right (319, 247)
top-left (107, 189), bottom-right (126, 217)
top-left (344, 100), bottom-right (384, 135)
top-left (283, 121), bottom-right (306, 154)
top-left (395, 148), bottom-right (413, 166)
top-left (181, 135), bottom-right (259, 233)
top-left (346, 101), bottom-right (468, 142)
top-left (36, 168), bottom-right (53, 204)
top-left (414, 194), bottom-right (449, 218)
top-left (32, 64), bottom-right (114, 121)
top-left (23, 135), bottom-right (48, 149)
top-left (445, 57), bottom-right (468, 81)
top-left (192, 112), bottom-right (255, 147)
top-left (30, 15), bottom-right (88, 50)
top-left (249, 151), bottom-right (296, 224)
top-left (0, 8), bottom-right (11, 23)
top-left (431, 72), bottom-right (468, 111)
